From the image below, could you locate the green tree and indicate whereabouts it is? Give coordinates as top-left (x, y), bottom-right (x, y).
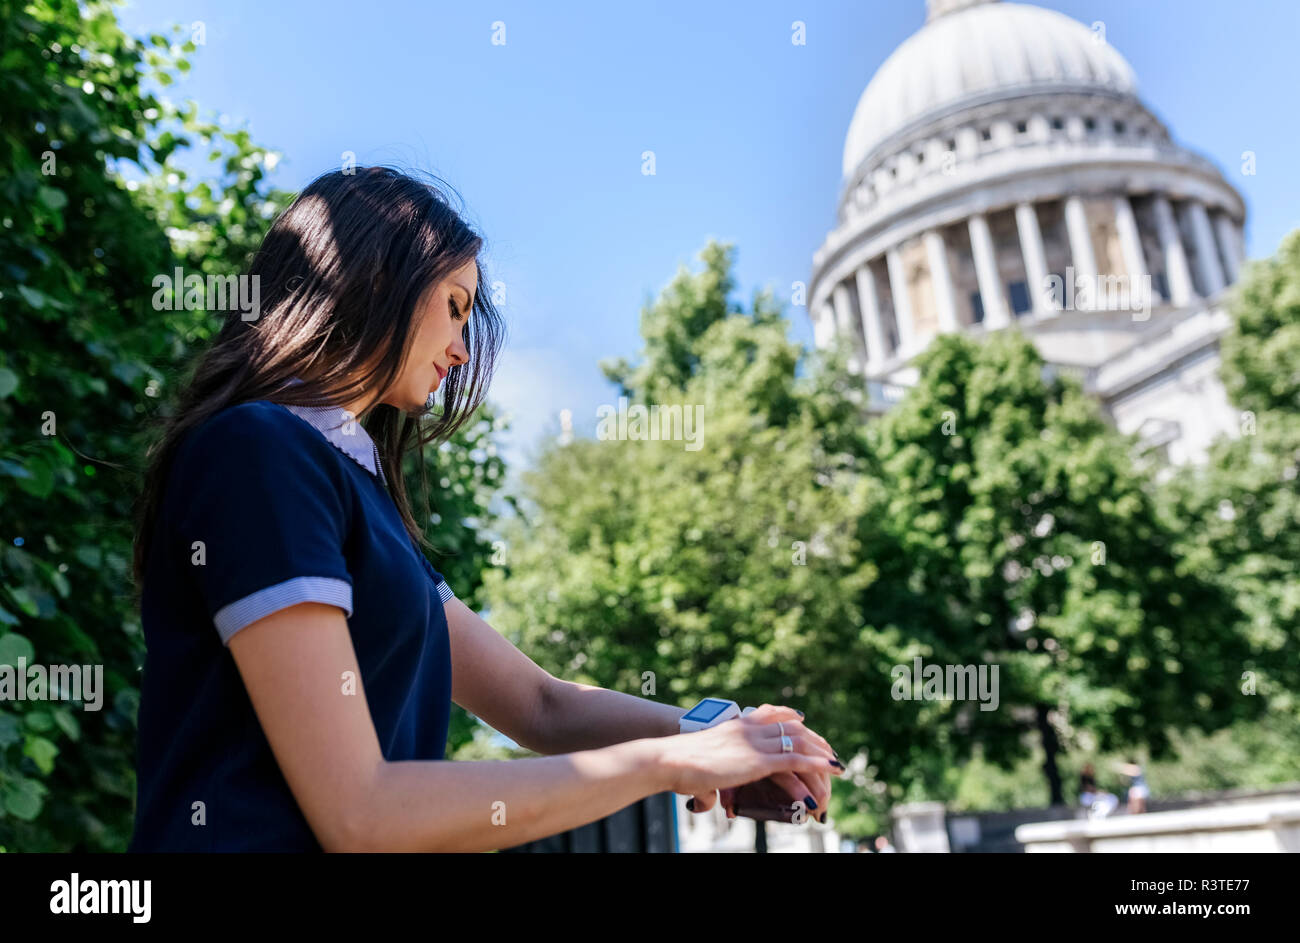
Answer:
top-left (1220, 230), bottom-right (1300, 418)
top-left (486, 243), bottom-right (933, 837)
top-left (480, 238), bottom-right (1274, 838)
top-left (860, 330), bottom-right (1260, 805)
top-left (0, 0), bottom-right (506, 849)
top-left (482, 242), bottom-right (885, 775)
top-left (1, 0), bottom-right (198, 851)
top-left (1165, 229), bottom-right (1300, 717)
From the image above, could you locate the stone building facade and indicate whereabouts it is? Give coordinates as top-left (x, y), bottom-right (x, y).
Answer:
top-left (809, 0), bottom-right (1247, 464)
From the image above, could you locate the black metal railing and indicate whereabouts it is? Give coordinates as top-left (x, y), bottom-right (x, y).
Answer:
top-left (499, 792), bottom-right (678, 853)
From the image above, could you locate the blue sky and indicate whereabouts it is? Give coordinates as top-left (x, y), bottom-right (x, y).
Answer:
top-left (118, 0), bottom-right (1300, 473)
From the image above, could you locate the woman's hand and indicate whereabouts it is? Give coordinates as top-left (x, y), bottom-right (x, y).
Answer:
top-left (709, 708), bottom-right (839, 822)
top-left (661, 704), bottom-right (842, 814)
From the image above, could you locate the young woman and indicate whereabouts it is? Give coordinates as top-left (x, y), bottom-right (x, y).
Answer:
top-left (128, 166), bottom-right (842, 852)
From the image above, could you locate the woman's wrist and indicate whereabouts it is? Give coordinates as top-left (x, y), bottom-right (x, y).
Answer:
top-left (627, 734), bottom-right (679, 795)
top-left (660, 706), bottom-right (688, 738)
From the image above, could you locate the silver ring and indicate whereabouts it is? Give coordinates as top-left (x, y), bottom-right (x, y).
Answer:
top-left (780, 735), bottom-right (793, 753)
top-left (777, 721), bottom-right (785, 738)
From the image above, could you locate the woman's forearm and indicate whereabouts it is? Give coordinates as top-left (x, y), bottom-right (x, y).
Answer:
top-left (532, 679), bottom-right (688, 754)
top-left (351, 736), bottom-right (671, 852)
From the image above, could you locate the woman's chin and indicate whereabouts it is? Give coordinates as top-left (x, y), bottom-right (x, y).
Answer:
top-left (397, 393), bottom-right (429, 415)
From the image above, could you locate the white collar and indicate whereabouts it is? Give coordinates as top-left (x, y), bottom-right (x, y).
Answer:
top-left (277, 377), bottom-right (387, 484)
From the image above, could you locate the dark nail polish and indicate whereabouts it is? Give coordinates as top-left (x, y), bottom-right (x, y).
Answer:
top-left (796, 710), bottom-right (805, 718)
top-left (803, 795), bottom-right (818, 811)
top-left (819, 812), bottom-right (828, 824)
top-left (830, 759), bottom-right (845, 770)
top-left (686, 798), bottom-right (695, 812)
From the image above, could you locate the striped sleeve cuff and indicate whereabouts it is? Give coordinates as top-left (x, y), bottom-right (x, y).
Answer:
top-left (213, 576), bottom-right (353, 646)
top-left (437, 580), bottom-right (454, 605)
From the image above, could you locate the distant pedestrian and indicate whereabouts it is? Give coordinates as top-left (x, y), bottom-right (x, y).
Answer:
top-left (1078, 762), bottom-right (1118, 818)
top-left (1116, 760), bottom-right (1149, 814)
top-left (875, 835), bottom-right (897, 853)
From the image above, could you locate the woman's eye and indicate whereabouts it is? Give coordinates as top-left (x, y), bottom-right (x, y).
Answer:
top-left (450, 299), bottom-right (464, 321)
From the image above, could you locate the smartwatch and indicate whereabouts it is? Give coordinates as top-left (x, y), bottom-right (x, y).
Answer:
top-left (679, 697), bottom-right (742, 733)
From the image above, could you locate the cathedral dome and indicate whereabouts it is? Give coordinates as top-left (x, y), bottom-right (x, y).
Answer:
top-left (842, 0), bottom-right (1139, 179)
top-left (811, 0), bottom-right (1247, 467)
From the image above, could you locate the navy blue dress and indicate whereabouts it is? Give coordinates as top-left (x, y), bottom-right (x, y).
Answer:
top-left (130, 400), bottom-right (454, 851)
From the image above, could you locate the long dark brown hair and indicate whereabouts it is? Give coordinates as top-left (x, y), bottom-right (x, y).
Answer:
top-left (131, 166), bottom-right (505, 591)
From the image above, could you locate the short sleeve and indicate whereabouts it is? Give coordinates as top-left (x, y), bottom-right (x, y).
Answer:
top-left (169, 403), bottom-right (355, 646)
top-left (413, 547), bottom-right (456, 606)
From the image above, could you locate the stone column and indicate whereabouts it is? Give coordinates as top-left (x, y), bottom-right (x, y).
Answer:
top-left (1152, 194), bottom-right (1194, 306)
top-left (812, 301), bottom-right (836, 350)
top-left (885, 246), bottom-right (915, 357)
top-left (1064, 196), bottom-right (1098, 308)
top-left (968, 213), bottom-right (1009, 329)
top-left (1113, 195), bottom-right (1149, 283)
top-left (1188, 201), bottom-right (1227, 295)
top-left (832, 281), bottom-right (864, 372)
top-left (923, 230), bottom-right (960, 334)
top-left (855, 263), bottom-right (889, 371)
top-left (1213, 212), bottom-right (1241, 284)
top-left (1015, 202), bottom-right (1054, 316)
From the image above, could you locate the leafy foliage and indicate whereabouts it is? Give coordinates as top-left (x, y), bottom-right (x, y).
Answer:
top-left (486, 245), bottom-right (879, 712)
top-left (1165, 230), bottom-right (1300, 718)
top-left (1220, 230), bottom-right (1300, 418)
top-left (0, 0), bottom-right (506, 850)
top-left (483, 239), bottom-right (1274, 836)
top-left (2, 0), bottom-right (191, 851)
top-left (857, 332), bottom-right (1260, 804)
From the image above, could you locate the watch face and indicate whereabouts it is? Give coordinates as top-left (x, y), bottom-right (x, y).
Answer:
top-left (683, 698), bottom-right (732, 724)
